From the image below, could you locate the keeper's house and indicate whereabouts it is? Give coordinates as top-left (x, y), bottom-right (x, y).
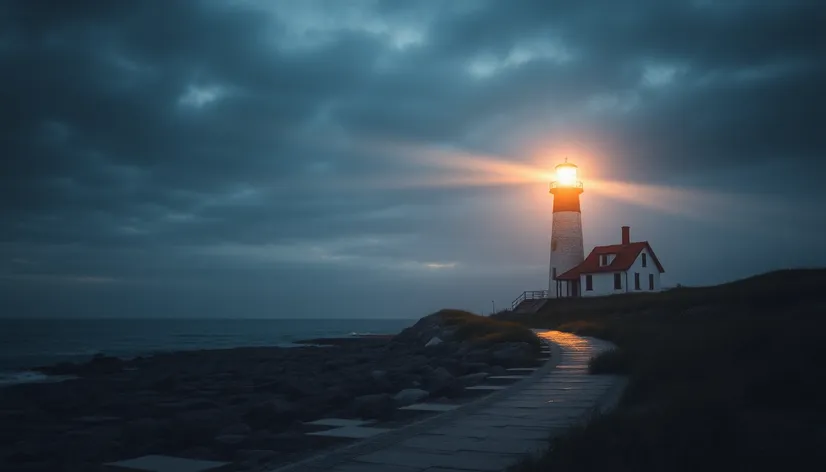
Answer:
top-left (554, 226), bottom-right (665, 297)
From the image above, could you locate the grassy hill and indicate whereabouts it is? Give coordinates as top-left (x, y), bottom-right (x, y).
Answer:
top-left (503, 269), bottom-right (826, 472)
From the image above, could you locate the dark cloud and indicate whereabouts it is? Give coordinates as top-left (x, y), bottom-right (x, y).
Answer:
top-left (1, 0), bottom-right (824, 318)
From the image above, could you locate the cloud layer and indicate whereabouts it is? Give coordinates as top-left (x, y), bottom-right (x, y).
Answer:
top-left (2, 0), bottom-right (824, 318)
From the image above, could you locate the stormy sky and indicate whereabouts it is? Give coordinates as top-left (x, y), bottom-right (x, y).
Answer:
top-left (2, 0), bottom-right (824, 319)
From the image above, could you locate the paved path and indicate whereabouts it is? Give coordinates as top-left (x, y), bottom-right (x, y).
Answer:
top-left (270, 331), bottom-right (624, 472)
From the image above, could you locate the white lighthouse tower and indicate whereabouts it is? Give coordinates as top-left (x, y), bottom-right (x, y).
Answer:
top-left (548, 159), bottom-right (585, 297)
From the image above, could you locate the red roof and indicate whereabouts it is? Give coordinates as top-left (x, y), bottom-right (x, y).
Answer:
top-left (556, 242), bottom-right (664, 280)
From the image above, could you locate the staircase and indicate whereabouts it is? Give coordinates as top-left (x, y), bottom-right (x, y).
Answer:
top-left (510, 290), bottom-right (549, 314)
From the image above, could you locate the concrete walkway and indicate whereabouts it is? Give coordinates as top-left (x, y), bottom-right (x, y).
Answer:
top-left (271, 331), bottom-right (624, 472)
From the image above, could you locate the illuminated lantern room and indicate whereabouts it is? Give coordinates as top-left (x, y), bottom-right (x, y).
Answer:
top-left (550, 158), bottom-right (583, 190)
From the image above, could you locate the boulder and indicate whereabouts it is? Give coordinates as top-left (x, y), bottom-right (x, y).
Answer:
top-left (426, 367), bottom-right (454, 390)
top-left (458, 372), bottom-right (489, 386)
top-left (463, 349), bottom-right (493, 363)
top-left (273, 431), bottom-right (311, 453)
top-left (281, 378), bottom-right (322, 400)
top-left (425, 336), bottom-right (443, 347)
top-left (322, 385), bottom-right (353, 408)
top-left (492, 342), bottom-right (535, 367)
top-left (220, 422), bottom-right (252, 436)
top-left (490, 365), bottom-right (509, 376)
top-left (425, 367), bottom-right (462, 397)
top-left (352, 393), bottom-right (395, 419)
top-left (213, 434), bottom-right (247, 457)
top-left (123, 417), bottom-right (168, 445)
top-left (393, 388), bottom-right (429, 406)
top-left (167, 409), bottom-right (235, 447)
top-left (462, 362), bottom-right (492, 373)
top-left (244, 398), bottom-right (298, 430)
top-left (236, 449), bottom-right (278, 465)
top-left (245, 430), bottom-right (280, 449)
top-left (179, 445), bottom-right (217, 461)
top-left (370, 369), bottom-right (395, 393)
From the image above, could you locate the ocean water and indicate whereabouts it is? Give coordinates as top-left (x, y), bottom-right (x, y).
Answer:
top-left (0, 318), bottom-right (416, 386)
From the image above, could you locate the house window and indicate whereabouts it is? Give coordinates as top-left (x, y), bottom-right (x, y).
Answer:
top-left (642, 253), bottom-right (647, 267)
top-left (613, 273), bottom-right (622, 290)
top-left (649, 274), bottom-right (655, 290)
top-left (634, 273), bottom-right (640, 290)
top-left (552, 268), bottom-right (557, 280)
top-left (600, 255), bottom-right (606, 266)
top-left (585, 275), bottom-right (593, 291)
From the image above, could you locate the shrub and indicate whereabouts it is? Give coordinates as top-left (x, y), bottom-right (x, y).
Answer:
top-left (588, 348), bottom-right (629, 375)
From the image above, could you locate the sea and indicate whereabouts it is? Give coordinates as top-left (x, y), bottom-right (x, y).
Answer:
top-left (0, 318), bottom-right (416, 387)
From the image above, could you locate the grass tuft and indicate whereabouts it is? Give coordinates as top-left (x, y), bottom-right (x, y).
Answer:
top-left (434, 309), bottom-right (541, 347)
top-left (588, 348), bottom-right (629, 375)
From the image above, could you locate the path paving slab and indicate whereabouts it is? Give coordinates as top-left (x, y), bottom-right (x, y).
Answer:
top-left (306, 418), bottom-right (374, 427)
top-left (326, 463), bottom-right (421, 472)
top-left (307, 426), bottom-right (392, 439)
top-left (465, 385), bottom-right (507, 391)
top-left (354, 448), bottom-right (518, 471)
top-left (103, 455), bottom-right (231, 472)
top-left (399, 403), bottom-right (462, 412)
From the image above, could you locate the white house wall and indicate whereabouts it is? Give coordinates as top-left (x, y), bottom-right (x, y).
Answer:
top-left (581, 272), bottom-right (620, 297)
top-left (580, 247), bottom-right (662, 297)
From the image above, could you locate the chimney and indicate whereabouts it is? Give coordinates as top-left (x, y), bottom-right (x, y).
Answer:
top-left (621, 226), bottom-right (630, 245)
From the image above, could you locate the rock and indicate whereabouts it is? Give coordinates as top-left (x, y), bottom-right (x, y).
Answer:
top-left (463, 349), bottom-right (493, 363)
top-left (352, 393), bottom-right (395, 419)
top-left (462, 362), bottom-right (492, 373)
top-left (214, 434), bottom-right (246, 446)
top-left (245, 398), bottom-right (298, 430)
top-left (236, 449), bottom-right (278, 464)
top-left (245, 430), bottom-right (280, 449)
top-left (490, 365), bottom-right (508, 376)
top-left (425, 367), bottom-right (454, 392)
top-left (220, 422), bottom-right (252, 436)
top-left (323, 385), bottom-right (353, 408)
top-left (179, 445), bottom-right (217, 460)
top-left (166, 408), bottom-right (236, 449)
top-left (492, 342), bottom-right (535, 367)
top-left (214, 434), bottom-right (247, 457)
top-left (459, 372), bottom-right (489, 386)
top-left (371, 370), bottom-right (388, 381)
top-left (281, 379), bottom-right (322, 400)
top-left (123, 417), bottom-right (168, 444)
top-left (151, 375), bottom-right (179, 392)
top-left (425, 336), bottom-right (443, 347)
top-left (393, 388), bottom-right (429, 406)
top-left (74, 415), bottom-right (121, 425)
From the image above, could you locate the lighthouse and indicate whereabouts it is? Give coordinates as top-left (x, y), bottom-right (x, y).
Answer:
top-left (548, 159), bottom-right (585, 297)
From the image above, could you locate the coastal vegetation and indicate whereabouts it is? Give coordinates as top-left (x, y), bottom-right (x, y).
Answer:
top-left (432, 309), bottom-right (541, 347)
top-left (501, 268), bottom-right (826, 471)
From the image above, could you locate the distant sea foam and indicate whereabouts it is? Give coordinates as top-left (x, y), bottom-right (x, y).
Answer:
top-left (0, 318), bottom-right (415, 387)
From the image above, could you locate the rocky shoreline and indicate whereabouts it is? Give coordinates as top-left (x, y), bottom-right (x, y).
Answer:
top-left (0, 312), bottom-right (541, 472)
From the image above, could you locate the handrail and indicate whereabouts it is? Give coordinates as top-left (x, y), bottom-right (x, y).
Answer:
top-left (510, 290), bottom-right (549, 310)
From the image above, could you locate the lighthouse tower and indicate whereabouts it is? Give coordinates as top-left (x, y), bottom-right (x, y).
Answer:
top-left (548, 159), bottom-right (585, 297)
